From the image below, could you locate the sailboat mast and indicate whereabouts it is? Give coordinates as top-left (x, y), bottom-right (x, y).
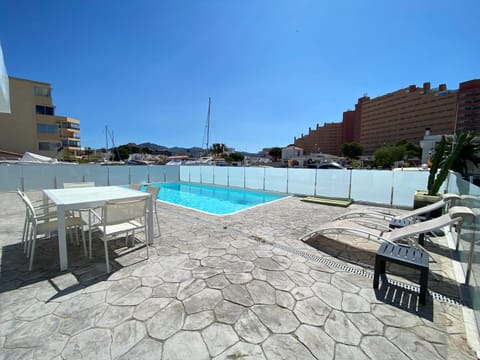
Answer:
top-left (202, 97), bottom-right (211, 154)
top-left (206, 97), bottom-right (211, 151)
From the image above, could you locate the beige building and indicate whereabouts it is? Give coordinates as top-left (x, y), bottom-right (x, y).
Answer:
top-left (359, 83), bottom-right (457, 154)
top-left (0, 77), bottom-right (80, 158)
top-left (294, 122), bottom-right (342, 155)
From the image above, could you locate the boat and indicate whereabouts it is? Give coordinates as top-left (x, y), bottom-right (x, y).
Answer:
top-left (0, 151), bottom-right (77, 165)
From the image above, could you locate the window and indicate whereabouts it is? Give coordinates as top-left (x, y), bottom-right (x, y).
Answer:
top-left (35, 105), bottom-right (55, 115)
top-left (37, 123), bottom-right (58, 134)
top-left (61, 122), bottom-right (80, 130)
top-left (34, 86), bottom-right (51, 97)
top-left (38, 141), bottom-right (61, 151)
top-left (61, 139), bottom-right (80, 147)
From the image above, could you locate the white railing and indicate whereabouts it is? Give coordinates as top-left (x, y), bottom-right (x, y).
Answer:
top-left (0, 164), bottom-right (180, 192)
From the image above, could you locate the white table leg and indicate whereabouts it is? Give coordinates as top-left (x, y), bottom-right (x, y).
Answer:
top-left (57, 205), bottom-right (68, 271)
top-left (147, 195), bottom-right (153, 245)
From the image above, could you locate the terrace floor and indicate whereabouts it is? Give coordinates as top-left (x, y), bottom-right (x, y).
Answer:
top-left (0, 191), bottom-right (477, 359)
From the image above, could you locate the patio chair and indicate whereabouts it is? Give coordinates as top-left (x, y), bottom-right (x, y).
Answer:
top-left (20, 191), bottom-right (86, 270)
top-left (128, 183), bottom-right (142, 190)
top-left (17, 189), bottom-right (57, 253)
top-left (301, 206), bottom-right (475, 249)
top-left (145, 185), bottom-right (161, 237)
top-left (63, 182), bottom-right (96, 243)
top-left (332, 193), bottom-right (461, 223)
top-left (89, 197), bottom-right (148, 273)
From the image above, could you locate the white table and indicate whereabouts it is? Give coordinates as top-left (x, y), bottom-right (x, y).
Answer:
top-left (42, 186), bottom-right (153, 271)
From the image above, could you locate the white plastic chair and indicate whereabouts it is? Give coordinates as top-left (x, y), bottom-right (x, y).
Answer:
top-left (90, 197), bottom-right (148, 273)
top-left (145, 185), bottom-right (161, 237)
top-left (17, 189), bottom-right (57, 253)
top-left (20, 192), bottom-right (86, 270)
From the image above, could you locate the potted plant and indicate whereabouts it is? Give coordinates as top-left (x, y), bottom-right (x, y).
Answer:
top-left (413, 132), bottom-right (469, 211)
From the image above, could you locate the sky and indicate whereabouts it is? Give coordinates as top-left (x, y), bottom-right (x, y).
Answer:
top-left (0, 1), bottom-right (479, 153)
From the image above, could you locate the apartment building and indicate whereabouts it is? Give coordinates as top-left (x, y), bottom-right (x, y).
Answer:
top-left (294, 122), bottom-right (342, 155)
top-left (456, 79), bottom-right (480, 133)
top-left (359, 82), bottom-right (457, 154)
top-left (0, 77), bottom-right (80, 158)
top-left (294, 79), bottom-right (477, 156)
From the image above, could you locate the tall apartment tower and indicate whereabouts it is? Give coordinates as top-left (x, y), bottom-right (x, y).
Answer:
top-left (456, 79), bottom-right (480, 133)
top-left (294, 122), bottom-right (342, 155)
top-left (358, 83), bottom-right (457, 154)
top-left (0, 77), bottom-right (80, 158)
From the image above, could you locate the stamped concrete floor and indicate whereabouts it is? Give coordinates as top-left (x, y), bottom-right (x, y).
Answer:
top-left (0, 191), bottom-right (475, 359)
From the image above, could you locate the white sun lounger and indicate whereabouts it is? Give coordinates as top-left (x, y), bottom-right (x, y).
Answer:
top-left (301, 206), bottom-right (474, 249)
top-left (332, 193), bottom-right (461, 222)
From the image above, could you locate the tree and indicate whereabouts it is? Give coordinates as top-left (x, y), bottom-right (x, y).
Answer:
top-left (230, 152), bottom-right (244, 162)
top-left (374, 145), bottom-right (406, 168)
top-left (341, 142), bottom-right (363, 159)
top-left (211, 143), bottom-right (226, 156)
top-left (268, 147), bottom-right (282, 162)
top-left (395, 140), bottom-right (421, 159)
top-left (449, 132), bottom-right (480, 176)
top-left (427, 133), bottom-right (469, 195)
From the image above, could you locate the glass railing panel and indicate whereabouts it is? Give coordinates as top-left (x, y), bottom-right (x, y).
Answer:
top-left (213, 167), bottom-right (228, 186)
top-left (0, 165), bottom-right (22, 191)
top-left (165, 165), bottom-right (180, 182)
top-left (54, 166), bottom-right (89, 187)
top-left (448, 172), bottom-right (480, 196)
top-left (245, 167), bottom-right (265, 190)
top-left (82, 164), bottom-right (109, 186)
top-left (149, 165), bottom-right (165, 183)
top-left (200, 166), bottom-right (214, 184)
top-left (22, 165), bottom-right (55, 190)
top-left (179, 166), bottom-right (189, 182)
top-left (265, 168), bottom-right (287, 193)
top-left (350, 170), bottom-right (393, 205)
top-left (315, 169), bottom-right (351, 198)
top-left (288, 168), bottom-right (315, 195)
top-left (189, 166), bottom-right (201, 183)
top-left (228, 167), bottom-right (245, 188)
top-left (392, 170), bottom-right (429, 207)
top-left (130, 166), bottom-right (149, 184)
top-left (107, 166), bottom-right (129, 186)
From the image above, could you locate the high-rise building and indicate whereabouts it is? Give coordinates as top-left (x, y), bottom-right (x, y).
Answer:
top-left (456, 79), bottom-right (480, 134)
top-left (294, 122), bottom-right (342, 155)
top-left (294, 80), bottom-right (477, 156)
top-left (358, 82), bottom-right (457, 154)
top-left (0, 77), bottom-right (80, 158)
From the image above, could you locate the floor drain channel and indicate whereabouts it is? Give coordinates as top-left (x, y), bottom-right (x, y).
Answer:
top-left (272, 242), bottom-right (464, 306)
top-left (161, 208), bottom-right (464, 306)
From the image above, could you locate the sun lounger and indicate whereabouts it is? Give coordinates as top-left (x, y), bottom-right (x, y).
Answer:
top-left (301, 206), bottom-right (474, 248)
top-left (332, 193), bottom-right (461, 222)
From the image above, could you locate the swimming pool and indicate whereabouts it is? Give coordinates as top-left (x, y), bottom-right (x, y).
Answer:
top-left (147, 182), bottom-right (285, 215)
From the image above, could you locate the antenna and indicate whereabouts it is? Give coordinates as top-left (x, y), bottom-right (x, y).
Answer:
top-left (202, 97), bottom-right (211, 153)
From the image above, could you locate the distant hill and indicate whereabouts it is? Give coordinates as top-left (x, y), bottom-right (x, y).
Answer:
top-left (137, 143), bottom-right (205, 156)
top-left (137, 143), bottom-right (169, 151)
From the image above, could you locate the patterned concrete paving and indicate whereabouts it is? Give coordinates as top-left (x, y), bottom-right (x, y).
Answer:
top-left (0, 190), bottom-right (476, 359)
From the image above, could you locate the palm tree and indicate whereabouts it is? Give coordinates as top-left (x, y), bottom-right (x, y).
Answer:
top-left (211, 143), bottom-right (226, 156)
top-left (449, 132), bottom-right (480, 176)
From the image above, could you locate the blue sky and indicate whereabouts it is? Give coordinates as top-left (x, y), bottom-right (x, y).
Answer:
top-left (1, 1), bottom-right (479, 153)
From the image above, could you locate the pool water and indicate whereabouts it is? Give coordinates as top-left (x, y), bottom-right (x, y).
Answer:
top-left (148, 182), bottom-right (285, 215)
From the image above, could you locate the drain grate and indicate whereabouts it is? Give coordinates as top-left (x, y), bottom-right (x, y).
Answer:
top-left (272, 242), bottom-right (465, 306)
top-left (162, 207), bottom-right (464, 306)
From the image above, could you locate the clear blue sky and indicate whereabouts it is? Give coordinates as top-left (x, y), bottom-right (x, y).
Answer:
top-left (1, 1), bottom-right (479, 153)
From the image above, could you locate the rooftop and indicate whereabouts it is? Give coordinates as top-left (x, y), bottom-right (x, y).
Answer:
top-left (0, 191), bottom-right (476, 359)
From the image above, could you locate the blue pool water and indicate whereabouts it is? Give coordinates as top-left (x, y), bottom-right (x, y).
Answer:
top-left (147, 182), bottom-right (285, 215)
